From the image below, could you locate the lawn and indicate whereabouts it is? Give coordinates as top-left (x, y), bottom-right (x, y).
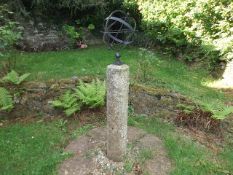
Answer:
top-left (0, 119), bottom-right (94, 175)
top-left (0, 120), bottom-right (68, 175)
top-left (14, 46), bottom-right (138, 80)
top-left (12, 45), bottom-right (232, 119)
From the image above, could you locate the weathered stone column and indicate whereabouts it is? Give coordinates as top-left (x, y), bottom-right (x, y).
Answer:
top-left (106, 64), bottom-right (129, 162)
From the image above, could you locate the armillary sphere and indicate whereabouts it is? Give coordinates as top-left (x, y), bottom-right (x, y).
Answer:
top-left (103, 10), bottom-right (136, 65)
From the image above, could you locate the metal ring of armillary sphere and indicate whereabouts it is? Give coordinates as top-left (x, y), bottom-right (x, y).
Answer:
top-left (103, 10), bottom-right (136, 49)
top-left (103, 10), bottom-right (136, 64)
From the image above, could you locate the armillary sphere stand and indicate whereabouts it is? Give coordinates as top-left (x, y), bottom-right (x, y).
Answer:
top-left (103, 10), bottom-right (137, 162)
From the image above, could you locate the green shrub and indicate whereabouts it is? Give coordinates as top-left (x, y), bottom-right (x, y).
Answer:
top-left (51, 90), bottom-right (81, 117)
top-left (1, 70), bottom-right (30, 85)
top-left (87, 24), bottom-right (95, 31)
top-left (63, 24), bottom-right (80, 41)
top-left (0, 87), bottom-right (13, 112)
top-left (75, 79), bottom-right (106, 108)
top-left (127, 0), bottom-right (233, 64)
top-left (63, 22), bottom-right (95, 46)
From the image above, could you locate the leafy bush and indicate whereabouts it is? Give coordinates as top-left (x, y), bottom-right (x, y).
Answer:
top-left (87, 24), bottom-right (95, 31)
top-left (63, 22), bottom-right (95, 46)
top-left (1, 70), bottom-right (30, 85)
top-left (75, 79), bottom-right (106, 108)
top-left (126, 0), bottom-right (233, 65)
top-left (63, 24), bottom-right (80, 41)
top-left (51, 90), bottom-right (81, 117)
top-left (0, 87), bottom-right (13, 112)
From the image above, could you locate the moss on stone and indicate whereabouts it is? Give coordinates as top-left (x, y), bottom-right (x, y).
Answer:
top-left (130, 83), bottom-right (171, 96)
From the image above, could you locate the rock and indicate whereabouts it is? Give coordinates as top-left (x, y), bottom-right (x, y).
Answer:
top-left (17, 23), bottom-right (70, 52)
top-left (0, 79), bottom-right (193, 121)
top-left (82, 28), bottom-right (103, 45)
top-left (129, 84), bottom-right (193, 119)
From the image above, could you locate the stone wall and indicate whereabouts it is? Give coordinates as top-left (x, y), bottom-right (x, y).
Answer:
top-left (0, 79), bottom-right (190, 119)
top-left (0, 78), bottom-right (83, 119)
top-left (17, 23), bottom-right (70, 52)
top-left (16, 22), bottom-right (103, 52)
top-left (129, 84), bottom-right (193, 119)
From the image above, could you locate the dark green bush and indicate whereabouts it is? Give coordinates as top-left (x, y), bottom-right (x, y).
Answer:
top-left (2, 0), bottom-right (125, 29)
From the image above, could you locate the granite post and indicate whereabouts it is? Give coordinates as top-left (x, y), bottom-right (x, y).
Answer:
top-left (106, 64), bottom-right (129, 162)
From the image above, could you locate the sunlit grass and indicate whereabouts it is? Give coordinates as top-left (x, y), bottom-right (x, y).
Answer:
top-left (14, 46), bottom-right (139, 80)
top-left (205, 79), bottom-right (233, 89)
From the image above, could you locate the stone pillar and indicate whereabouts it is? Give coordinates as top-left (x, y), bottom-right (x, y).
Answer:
top-left (106, 64), bottom-right (129, 162)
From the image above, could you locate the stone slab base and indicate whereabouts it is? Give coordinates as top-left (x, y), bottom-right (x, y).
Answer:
top-left (59, 127), bottom-right (171, 175)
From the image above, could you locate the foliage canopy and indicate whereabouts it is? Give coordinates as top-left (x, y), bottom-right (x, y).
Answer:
top-left (125, 0), bottom-right (233, 64)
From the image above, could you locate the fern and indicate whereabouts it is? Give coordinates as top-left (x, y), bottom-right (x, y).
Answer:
top-left (51, 90), bottom-right (81, 117)
top-left (75, 79), bottom-right (106, 108)
top-left (1, 70), bottom-right (30, 85)
top-left (202, 102), bottom-right (233, 119)
top-left (0, 87), bottom-right (14, 112)
top-left (51, 79), bottom-right (106, 116)
top-left (213, 106), bottom-right (233, 119)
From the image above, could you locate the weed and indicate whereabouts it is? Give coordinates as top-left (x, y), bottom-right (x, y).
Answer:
top-left (56, 119), bottom-right (68, 132)
top-left (71, 124), bottom-right (93, 139)
top-left (124, 160), bottom-right (134, 173)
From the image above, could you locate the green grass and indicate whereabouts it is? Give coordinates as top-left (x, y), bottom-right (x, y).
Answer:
top-left (8, 45), bottom-right (231, 119)
top-left (128, 116), bottom-right (233, 175)
top-left (0, 116), bottom-right (232, 175)
top-left (0, 120), bottom-right (93, 175)
top-left (14, 46), bottom-right (139, 80)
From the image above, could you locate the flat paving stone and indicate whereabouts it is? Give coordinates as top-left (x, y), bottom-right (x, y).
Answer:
top-left (59, 127), bottom-right (172, 175)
